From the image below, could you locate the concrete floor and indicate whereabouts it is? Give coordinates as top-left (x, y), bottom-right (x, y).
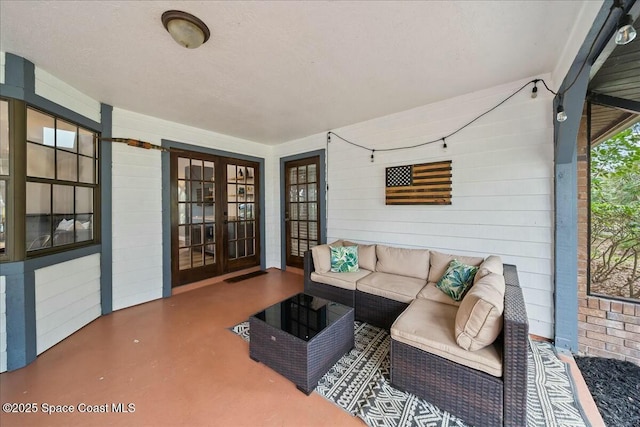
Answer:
top-left (0, 268), bottom-right (603, 427)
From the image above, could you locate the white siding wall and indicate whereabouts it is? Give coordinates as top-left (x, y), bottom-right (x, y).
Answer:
top-left (0, 51), bottom-right (5, 84)
top-left (274, 76), bottom-right (556, 338)
top-left (34, 67), bottom-right (101, 123)
top-left (35, 254), bottom-right (101, 354)
top-left (0, 276), bottom-right (7, 372)
top-left (111, 109), bottom-right (272, 310)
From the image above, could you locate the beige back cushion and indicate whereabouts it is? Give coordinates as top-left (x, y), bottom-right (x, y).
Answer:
top-left (311, 245), bottom-right (331, 273)
top-left (455, 272), bottom-right (506, 351)
top-left (375, 245), bottom-right (430, 280)
top-left (341, 241), bottom-right (377, 271)
top-left (474, 255), bottom-right (503, 285)
top-left (428, 251), bottom-right (484, 283)
top-left (311, 240), bottom-right (346, 273)
top-left (357, 244), bottom-right (377, 271)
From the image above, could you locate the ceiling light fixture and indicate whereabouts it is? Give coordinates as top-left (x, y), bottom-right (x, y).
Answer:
top-left (161, 10), bottom-right (210, 49)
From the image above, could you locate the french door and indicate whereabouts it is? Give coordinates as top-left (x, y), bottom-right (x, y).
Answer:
top-left (171, 151), bottom-right (260, 286)
top-left (285, 156), bottom-right (321, 268)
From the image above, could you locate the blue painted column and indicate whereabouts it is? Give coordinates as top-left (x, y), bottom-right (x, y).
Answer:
top-left (4, 264), bottom-right (37, 370)
top-left (554, 68), bottom-right (590, 351)
top-left (100, 104), bottom-right (113, 314)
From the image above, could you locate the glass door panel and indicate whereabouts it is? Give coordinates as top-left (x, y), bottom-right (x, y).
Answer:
top-left (172, 152), bottom-right (260, 286)
top-left (285, 157), bottom-right (321, 268)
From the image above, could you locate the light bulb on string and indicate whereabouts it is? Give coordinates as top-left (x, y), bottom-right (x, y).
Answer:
top-left (556, 104), bottom-right (567, 122)
top-left (370, 150), bottom-right (375, 163)
top-left (442, 138), bottom-right (447, 150)
top-left (531, 83), bottom-right (538, 99)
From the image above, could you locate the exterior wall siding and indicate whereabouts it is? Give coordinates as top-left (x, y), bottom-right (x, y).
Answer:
top-left (0, 51), bottom-right (5, 85)
top-left (111, 108), bottom-right (272, 310)
top-left (34, 68), bottom-right (101, 123)
top-left (577, 116), bottom-right (640, 365)
top-left (0, 275), bottom-right (6, 372)
top-left (34, 254), bottom-right (101, 355)
top-left (275, 76), bottom-right (556, 338)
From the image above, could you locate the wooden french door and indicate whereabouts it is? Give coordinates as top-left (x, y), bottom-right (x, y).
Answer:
top-left (285, 156), bottom-right (321, 268)
top-left (171, 152), bottom-right (260, 286)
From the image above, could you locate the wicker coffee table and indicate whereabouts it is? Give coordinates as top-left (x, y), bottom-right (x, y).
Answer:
top-left (249, 293), bottom-right (354, 394)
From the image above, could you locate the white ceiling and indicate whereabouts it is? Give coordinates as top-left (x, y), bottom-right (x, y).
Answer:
top-left (0, 1), bottom-right (595, 144)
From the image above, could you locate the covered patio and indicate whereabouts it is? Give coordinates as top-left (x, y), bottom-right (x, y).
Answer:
top-left (0, 0), bottom-right (638, 425)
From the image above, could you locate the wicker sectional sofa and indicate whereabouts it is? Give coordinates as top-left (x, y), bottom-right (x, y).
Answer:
top-left (303, 241), bottom-right (529, 427)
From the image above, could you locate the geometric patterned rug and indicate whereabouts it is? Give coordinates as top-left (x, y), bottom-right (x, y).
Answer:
top-left (231, 321), bottom-right (590, 427)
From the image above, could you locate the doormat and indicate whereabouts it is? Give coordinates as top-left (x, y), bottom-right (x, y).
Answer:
top-left (230, 320), bottom-right (590, 427)
top-left (224, 270), bottom-right (268, 283)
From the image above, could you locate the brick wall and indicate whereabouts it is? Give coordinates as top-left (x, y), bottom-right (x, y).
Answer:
top-left (576, 112), bottom-right (640, 365)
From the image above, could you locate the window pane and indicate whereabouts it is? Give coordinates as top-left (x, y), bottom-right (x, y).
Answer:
top-left (27, 108), bottom-right (55, 145)
top-left (308, 164), bottom-right (317, 183)
top-left (298, 166), bottom-right (307, 183)
top-left (27, 143), bottom-right (55, 178)
top-left (79, 156), bottom-right (94, 183)
top-left (53, 184), bottom-right (74, 214)
top-left (190, 160), bottom-right (203, 179)
top-left (308, 184), bottom-right (317, 201)
top-left (204, 161), bottom-right (214, 181)
top-left (57, 150), bottom-right (78, 181)
top-left (75, 214), bottom-right (93, 243)
top-left (0, 180), bottom-right (6, 253)
top-left (76, 187), bottom-right (93, 213)
top-left (178, 157), bottom-right (189, 179)
top-left (56, 119), bottom-right (77, 152)
top-left (179, 248), bottom-right (190, 270)
top-left (78, 128), bottom-right (94, 157)
top-left (0, 100), bottom-right (8, 175)
top-left (26, 182), bottom-right (51, 251)
top-left (178, 203), bottom-right (187, 225)
top-left (179, 225), bottom-right (189, 247)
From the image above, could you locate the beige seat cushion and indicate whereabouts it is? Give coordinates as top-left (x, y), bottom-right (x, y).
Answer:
top-left (416, 282), bottom-right (461, 307)
top-left (456, 272), bottom-right (506, 351)
top-left (474, 255), bottom-right (503, 285)
top-left (428, 251), bottom-right (484, 283)
top-left (391, 299), bottom-right (502, 377)
top-left (356, 272), bottom-right (426, 303)
top-left (310, 269), bottom-right (372, 291)
top-left (375, 245), bottom-right (430, 280)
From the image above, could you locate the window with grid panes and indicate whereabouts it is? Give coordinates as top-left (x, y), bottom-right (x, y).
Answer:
top-left (25, 107), bottom-right (99, 252)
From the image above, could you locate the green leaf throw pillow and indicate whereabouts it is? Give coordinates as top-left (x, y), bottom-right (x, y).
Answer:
top-left (436, 259), bottom-right (479, 301)
top-left (330, 245), bottom-right (359, 273)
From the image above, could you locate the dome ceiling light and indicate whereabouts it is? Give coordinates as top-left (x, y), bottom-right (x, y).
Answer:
top-left (161, 10), bottom-right (210, 49)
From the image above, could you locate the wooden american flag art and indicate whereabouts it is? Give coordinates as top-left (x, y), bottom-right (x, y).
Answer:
top-left (385, 160), bottom-right (452, 205)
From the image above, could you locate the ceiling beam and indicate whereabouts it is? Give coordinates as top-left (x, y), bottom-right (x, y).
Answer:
top-left (587, 92), bottom-right (640, 113)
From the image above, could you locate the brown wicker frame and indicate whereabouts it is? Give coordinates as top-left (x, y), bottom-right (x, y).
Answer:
top-left (390, 264), bottom-right (528, 427)
top-left (355, 290), bottom-right (409, 330)
top-left (249, 301), bottom-right (355, 394)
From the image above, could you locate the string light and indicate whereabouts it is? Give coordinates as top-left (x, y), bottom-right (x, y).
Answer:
top-left (531, 80), bottom-right (538, 99)
top-left (327, 78), bottom-right (555, 160)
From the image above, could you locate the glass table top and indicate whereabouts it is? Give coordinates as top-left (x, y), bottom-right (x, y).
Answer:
top-left (252, 293), bottom-right (352, 342)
